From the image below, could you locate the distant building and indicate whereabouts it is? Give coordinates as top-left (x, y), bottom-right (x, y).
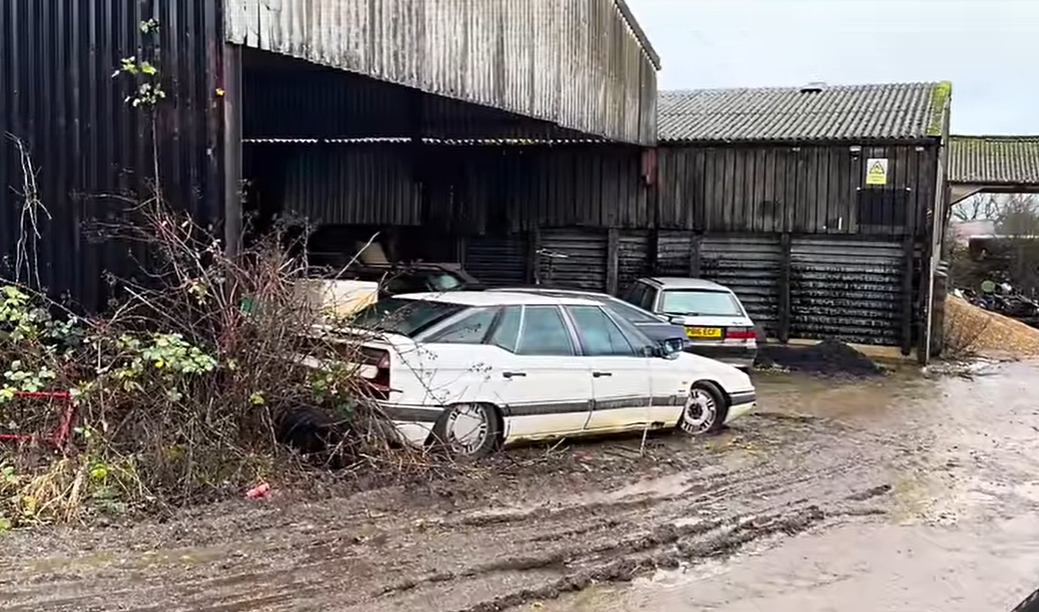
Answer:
top-left (951, 219), bottom-right (996, 245)
top-left (654, 82), bottom-right (952, 358)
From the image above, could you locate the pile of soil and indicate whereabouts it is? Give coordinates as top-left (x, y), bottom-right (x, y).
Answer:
top-left (945, 295), bottom-right (1039, 357)
top-left (755, 339), bottom-right (884, 377)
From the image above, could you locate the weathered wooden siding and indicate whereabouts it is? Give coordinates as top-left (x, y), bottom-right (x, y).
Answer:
top-left (697, 235), bottom-right (782, 336)
top-left (536, 228), bottom-right (609, 291)
top-left (461, 234), bottom-right (530, 287)
top-left (226, 0), bottom-right (659, 145)
top-left (657, 144), bottom-right (938, 237)
top-left (644, 232), bottom-right (913, 348)
top-left (789, 237), bottom-right (907, 346)
top-left (617, 229), bottom-right (652, 294)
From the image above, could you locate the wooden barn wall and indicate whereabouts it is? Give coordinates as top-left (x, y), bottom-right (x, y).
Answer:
top-left (263, 143), bottom-right (648, 233)
top-left (657, 144), bottom-right (939, 237)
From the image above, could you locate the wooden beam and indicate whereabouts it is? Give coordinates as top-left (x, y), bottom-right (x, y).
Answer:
top-left (606, 228), bottom-right (620, 295)
top-left (778, 232), bottom-right (791, 344)
top-left (689, 233), bottom-right (702, 277)
top-left (901, 236), bottom-right (915, 356)
top-left (222, 44), bottom-right (243, 256)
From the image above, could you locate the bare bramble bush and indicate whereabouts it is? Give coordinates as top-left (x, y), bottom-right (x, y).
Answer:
top-left (0, 196), bottom-right (402, 529)
top-left (1, 22), bottom-right (431, 529)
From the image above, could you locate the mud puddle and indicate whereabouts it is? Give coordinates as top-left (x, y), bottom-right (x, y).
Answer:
top-left (534, 360), bottom-right (1039, 612)
top-left (3, 363), bottom-right (1034, 611)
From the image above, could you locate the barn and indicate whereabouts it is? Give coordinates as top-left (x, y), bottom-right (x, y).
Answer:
top-left (653, 82), bottom-right (952, 357)
top-left (0, 0), bottom-right (660, 309)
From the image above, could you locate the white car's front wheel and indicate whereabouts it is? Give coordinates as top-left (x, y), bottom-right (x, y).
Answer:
top-left (432, 403), bottom-right (502, 458)
top-left (678, 382), bottom-right (727, 436)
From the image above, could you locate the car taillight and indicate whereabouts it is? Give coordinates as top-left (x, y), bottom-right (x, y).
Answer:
top-left (372, 352), bottom-right (391, 389)
top-left (725, 327), bottom-right (756, 340)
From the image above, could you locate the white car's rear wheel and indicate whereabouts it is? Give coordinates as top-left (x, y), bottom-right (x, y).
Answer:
top-left (432, 403), bottom-right (501, 458)
top-left (678, 382), bottom-right (727, 436)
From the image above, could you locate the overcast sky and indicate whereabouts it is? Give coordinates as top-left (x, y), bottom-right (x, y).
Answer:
top-left (626, 0), bottom-right (1039, 135)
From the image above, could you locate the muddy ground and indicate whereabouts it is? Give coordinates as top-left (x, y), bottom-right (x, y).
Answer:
top-left (1, 360), bottom-right (1038, 611)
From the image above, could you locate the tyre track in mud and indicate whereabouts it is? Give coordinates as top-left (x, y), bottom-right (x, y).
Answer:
top-left (0, 413), bottom-right (907, 612)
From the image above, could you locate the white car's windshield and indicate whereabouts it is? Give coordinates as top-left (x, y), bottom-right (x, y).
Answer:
top-left (660, 290), bottom-right (744, 317)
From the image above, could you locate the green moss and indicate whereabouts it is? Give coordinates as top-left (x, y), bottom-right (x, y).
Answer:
top-left (927, 81), bottom-right (952, 137)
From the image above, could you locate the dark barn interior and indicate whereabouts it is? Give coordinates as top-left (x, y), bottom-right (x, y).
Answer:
top-left (239, 49), bottom-right (653, 293)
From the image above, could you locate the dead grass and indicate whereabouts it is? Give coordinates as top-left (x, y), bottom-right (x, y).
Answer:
top-left (944, 295), bottom-right (1039, 357)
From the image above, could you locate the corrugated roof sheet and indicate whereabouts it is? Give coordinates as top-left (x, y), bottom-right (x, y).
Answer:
top-left (659, 82), bottom-right (949, 143)
top-left (948, 136), bottom-right (1039, 185)
top-left (225, 0), bottom-right (659, 145)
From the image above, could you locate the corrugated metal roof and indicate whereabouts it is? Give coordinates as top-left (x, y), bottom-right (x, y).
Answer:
top-left (225, 0), bottom-right (659, 145)
top-left (659, 82), bottom-right (949, 143)
top-left (948, 135), bottom-right (1039, 185)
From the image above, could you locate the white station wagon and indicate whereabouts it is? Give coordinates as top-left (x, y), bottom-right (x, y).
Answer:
top-left (325, 291), bottom-right (757, 457)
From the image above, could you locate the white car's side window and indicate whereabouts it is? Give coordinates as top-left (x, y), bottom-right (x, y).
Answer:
top-left (490, 306), bottom-right (522, 352)
top-left (567, 306), bottom-right (636, 357)
top-left (516, 306), bottom-right (575, 357)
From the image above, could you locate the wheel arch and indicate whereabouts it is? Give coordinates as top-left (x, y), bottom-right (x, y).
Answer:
top-left (692, 378), bottom-right (733, 409)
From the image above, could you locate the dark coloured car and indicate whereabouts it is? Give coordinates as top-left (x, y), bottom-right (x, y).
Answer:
top-left (310, 261), bottom-right (484, 299)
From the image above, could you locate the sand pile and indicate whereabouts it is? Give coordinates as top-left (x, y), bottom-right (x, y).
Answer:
top-left (944, 295), bottom-right (1039, 356)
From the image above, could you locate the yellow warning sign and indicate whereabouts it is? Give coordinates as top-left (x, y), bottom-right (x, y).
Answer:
top-left (865, 158), bottom-right (888, 186)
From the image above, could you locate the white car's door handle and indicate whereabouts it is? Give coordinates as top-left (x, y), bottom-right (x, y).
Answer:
top-left (592, 371), bottom-right (612, 378)
top-left (502, 371), bottom-right (527, 379)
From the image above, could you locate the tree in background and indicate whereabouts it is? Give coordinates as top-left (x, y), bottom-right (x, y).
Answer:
top-left (952, 193), bottom-right (1005, 223)
top-left (950, 194), bottom-right (1039, 296)
top-left (951, 193), bottom-right (1039, 233)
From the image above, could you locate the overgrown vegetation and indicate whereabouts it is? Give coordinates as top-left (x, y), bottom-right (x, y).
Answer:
top-left (0, 195), bottom-right (407, 530)
top-left (0, 18), bottom-right (440, 532)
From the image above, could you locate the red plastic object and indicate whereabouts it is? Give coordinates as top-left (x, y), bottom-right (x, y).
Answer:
top-left (0, 390), bottom-right (75, 447)
top-left (245, 482), bottom-right (271, 499)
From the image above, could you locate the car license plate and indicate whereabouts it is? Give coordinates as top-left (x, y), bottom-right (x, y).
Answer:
top-left (686, 326), bottom-right (722, 339)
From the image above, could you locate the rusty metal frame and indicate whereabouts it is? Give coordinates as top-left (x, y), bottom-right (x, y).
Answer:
top-left (0, 391), bottom-right (76, 448)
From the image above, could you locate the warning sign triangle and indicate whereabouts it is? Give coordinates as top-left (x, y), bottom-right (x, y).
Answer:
top-left (865, 158), bottom-right (888, 185)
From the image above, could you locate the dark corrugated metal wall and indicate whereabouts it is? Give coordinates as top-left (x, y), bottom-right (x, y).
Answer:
top-left (0, 0), bottom-right (225, 309)
top-left (264, 143), bottom-right (648, 232)
top-left (279, 145), bottom-right (420, 226)
top-left (537, 229), bottom-right (608, 291)
top-left (654, 230), bottom-right (694, 277)
top-left (698, 235), bottom-right (782, 334)
top-left (657, 144), bottom-right (937, 236)
top-left (789, 237), bottom-right (905, 345)
top-left (243, 61), bottom-right (591, 141)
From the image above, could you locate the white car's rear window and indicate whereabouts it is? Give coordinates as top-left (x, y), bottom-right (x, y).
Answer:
top-left (350, 297), bottom-right (466, 337)
top-left (659, 290), bottom-right (744, 317)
